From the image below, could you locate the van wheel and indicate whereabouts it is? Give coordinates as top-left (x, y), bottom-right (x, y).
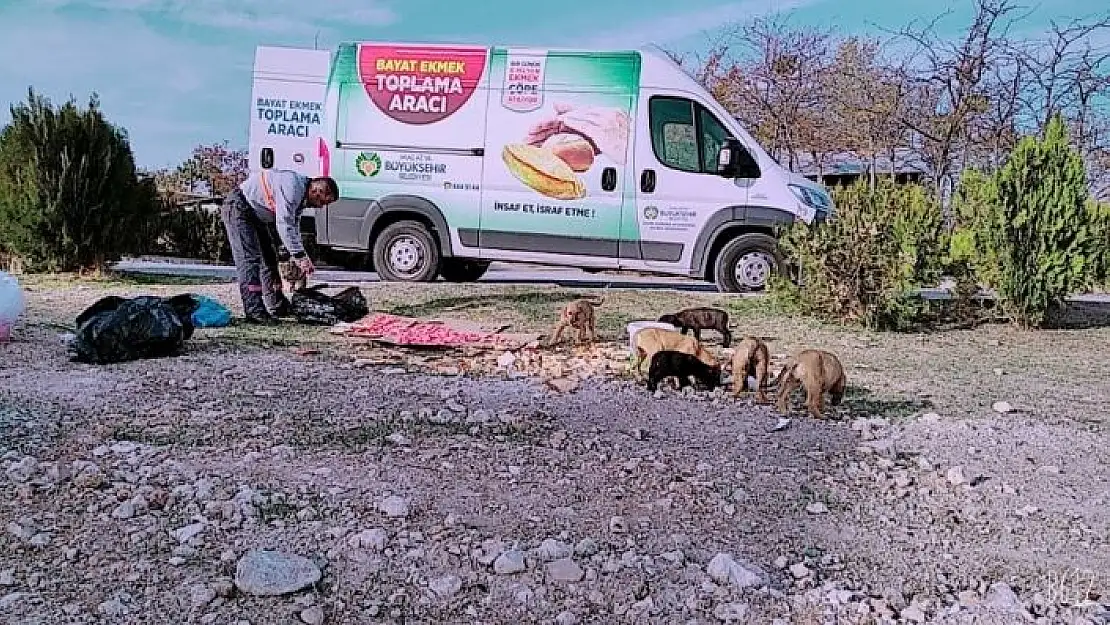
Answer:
top-left (439, 259), bottom-right (491, 282)
top-left (373, 220), bottom-right (441, 282)
top-left (713, 233), bottom-right (783, 293)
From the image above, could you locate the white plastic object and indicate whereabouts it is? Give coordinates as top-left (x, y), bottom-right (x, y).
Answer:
top-left (625, 320), bottom-right (678, 353)
top-left (0, 271), bottom-right (26, 342)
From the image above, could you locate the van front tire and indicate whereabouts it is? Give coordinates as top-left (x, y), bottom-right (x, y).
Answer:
top-left (713, 233), bottom-right (783, 293)
top-left (372, 220), bottom-right (441, 283)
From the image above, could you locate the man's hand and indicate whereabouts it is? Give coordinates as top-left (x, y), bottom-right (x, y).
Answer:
top-left (296, 256), bottom-right (316, 276)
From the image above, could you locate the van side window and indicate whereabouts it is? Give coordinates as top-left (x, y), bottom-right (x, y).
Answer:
top-left (697, 105), bottom-right (732, 173)
top-left (649, 96), bottom-right (736, 174)
top-left (649, 97), bottom-right (699, 172)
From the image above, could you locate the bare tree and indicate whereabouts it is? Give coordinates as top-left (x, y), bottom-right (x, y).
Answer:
top-left (679, 1), bottom-right (1110, 195)
top-left (886, 0), bottom-right (1025, 197)
top-left (700, 16), bottom-right (836, 170)
top-left (1008, 13), bottom-right (1110, 196)
top-left (827, 37), bottom-right (910, 188)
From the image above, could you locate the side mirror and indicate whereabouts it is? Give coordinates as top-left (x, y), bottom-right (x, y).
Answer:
top-left (716, 139), bottom-right (760, 179)
top-left (260, 147), bottom-right (274, 169)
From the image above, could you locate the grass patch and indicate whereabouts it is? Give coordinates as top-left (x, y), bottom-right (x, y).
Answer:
top-left (385, 290), bottom-right (571, 322)
top-left (375, 284), bottom-right (779, 337)
top-left (20, 271), bottom-right (227, 292)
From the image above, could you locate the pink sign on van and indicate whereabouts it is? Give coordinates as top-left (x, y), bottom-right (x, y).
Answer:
top-left (357, 44), bottom-right (488, 125)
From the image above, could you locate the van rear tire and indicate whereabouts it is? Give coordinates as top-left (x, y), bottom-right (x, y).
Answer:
top-left (439, 259), bottom-right (491, 282)
top-left (713, 233), bottom-right (784, 293)
top-left (372, 220), bottom-right (441, 283)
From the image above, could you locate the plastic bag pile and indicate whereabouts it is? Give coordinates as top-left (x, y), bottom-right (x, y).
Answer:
top-left (0, 271), bottom-right (25, 342)
top-left (70, 294), bottom-right (200, 364)
top-left (290, 285), bottom-right (369, 325)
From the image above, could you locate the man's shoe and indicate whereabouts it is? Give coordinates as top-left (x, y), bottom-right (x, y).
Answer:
top-left (267, 293), bottom-right (293, 318)
top-left (243, 313), bottom-right (281, 326)
top-left (269, 300), bottom-right (293, 318)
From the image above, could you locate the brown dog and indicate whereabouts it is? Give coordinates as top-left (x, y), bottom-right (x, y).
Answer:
top-left (631, 327), bottom-right (716, 374)
top-left (772, 349), bottom-right (846, 419)
top-left (657, 307), bottom-right (732, 347)
top-left (279, 259), bottom-right (307, 292)
top-left (730, 336), bottom-right (771, 403)
top-left (547, 294), bottom-right (604, 346)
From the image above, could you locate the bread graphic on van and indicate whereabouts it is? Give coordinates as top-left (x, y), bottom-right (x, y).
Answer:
top-left (525, 104), bottom-right (630, 165)
top-left (502, 143), bottom-right (587, 200)
top-left (503, 103), bottom-right (630, 199)
top-left (540, 133), bottom-right (595, 172)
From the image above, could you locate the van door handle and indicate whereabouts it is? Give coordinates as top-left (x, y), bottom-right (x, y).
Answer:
top-left (601, 167), bottom-right (617, 191)
top-left (640, 169), bottom-right (656, 193)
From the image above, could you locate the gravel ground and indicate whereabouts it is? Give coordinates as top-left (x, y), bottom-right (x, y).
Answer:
top-left (1, 277), bottom-right (1109, 624)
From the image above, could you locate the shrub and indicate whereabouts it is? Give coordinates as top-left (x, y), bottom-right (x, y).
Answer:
top-left (149, 202), bottom-right (232, 262)
top-left (1088, 199), bottom-right (1110, 291)
top-left (0, 89), bottom-right (158, 272)
top-left (772, 179), bottom-right (948, 331)
top-left (975, 116), bottom-right (1095, 328)
top-left (946, 170), bottom-right (1001, 322)
top-left (147, 141), bottom-right (248, 262)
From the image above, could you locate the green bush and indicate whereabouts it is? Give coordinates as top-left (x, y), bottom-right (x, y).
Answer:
top-left (971, 116), bottom-right (1096, 328)
top-left (148, 202), bottom-right (231, 262)
top-left (0, 89), bottom-right (158, 272)
top-left (945, 170), bottom-right (1001, 322)
top-left (772, 179), bottom-right (948, 331)
top-left (1088, 199), bottom-right (1110, 290)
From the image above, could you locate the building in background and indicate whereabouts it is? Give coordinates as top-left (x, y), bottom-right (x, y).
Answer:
top-left (794, 148), bottom-right (927, 187)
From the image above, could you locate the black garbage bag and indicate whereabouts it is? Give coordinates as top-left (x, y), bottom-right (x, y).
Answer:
top-left (71, 294), bottom-right (201, 364)
top-left (289, 285), bottom-right (369, 325)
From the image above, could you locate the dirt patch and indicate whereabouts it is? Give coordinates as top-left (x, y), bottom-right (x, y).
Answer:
top-left (1, 277), bottom-right (1108, 624)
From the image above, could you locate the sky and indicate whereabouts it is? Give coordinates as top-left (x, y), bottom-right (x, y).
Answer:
top-left (0, 0), bottom-right (1100, 169)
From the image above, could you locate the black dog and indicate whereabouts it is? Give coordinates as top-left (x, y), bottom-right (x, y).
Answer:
top-left (646, 350), bottom-right (722, 392)
top-left (657, 307), bottom-right (731, 347)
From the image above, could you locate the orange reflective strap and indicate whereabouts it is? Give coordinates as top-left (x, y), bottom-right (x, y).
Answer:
top-left (259, 171), bottom-right (277, 213)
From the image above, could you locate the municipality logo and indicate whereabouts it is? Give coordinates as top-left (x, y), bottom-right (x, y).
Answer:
top-left (355, 152), bottom-right (382, 177)
top-left (643, 206), bottom-right (659, 220)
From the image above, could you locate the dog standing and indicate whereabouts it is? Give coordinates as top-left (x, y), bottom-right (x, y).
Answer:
top-left (647, 350), bottom-right (721, 392)
top-left (547, 291), bottom-right (606, 346)
top-left (771, 349), bottom-right (846, 419)
top-left (657, 307), bottom-right (732, 347)
top-left (730, 335), bottom-right (771, 403)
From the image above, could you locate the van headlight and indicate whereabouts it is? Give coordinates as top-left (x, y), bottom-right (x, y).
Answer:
top-left (789, 184), bottom-right (831, 211)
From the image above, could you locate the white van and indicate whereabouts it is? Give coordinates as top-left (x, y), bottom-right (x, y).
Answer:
top-left (248, 42), bottom-right (833, 291)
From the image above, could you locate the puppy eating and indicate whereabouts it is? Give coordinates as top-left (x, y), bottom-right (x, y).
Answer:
top-left (647, 350), bottom-right (721, 393)
top-left (657, 307), bottom-right (732, 347)
top-left (547, 293), bottom-right (605, 346)
top-left (631, 327), bottom-right (716, 374)
top-left (730, 335), bottom-right (771, 403)
top-left (772, 349), bottom-right (846, 419)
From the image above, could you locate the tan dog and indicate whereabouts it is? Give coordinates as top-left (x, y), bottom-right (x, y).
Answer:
top-left (730, 336), bottom-right (771, 403)
top-left (279, 259), bottom-right (307, 292)
top-left (772, 349), bottom-right (846, 419)
top-left (631, 327), bottom-right (716, 374)
top-left (548, 294), bottom-right (605, 346)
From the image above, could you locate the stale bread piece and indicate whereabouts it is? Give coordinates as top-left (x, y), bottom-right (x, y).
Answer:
top-left (501, 143), bottom-right (587, 200)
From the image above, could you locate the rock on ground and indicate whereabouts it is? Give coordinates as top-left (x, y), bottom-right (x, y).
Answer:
top-left (234, 550), bottom-right (322, 596)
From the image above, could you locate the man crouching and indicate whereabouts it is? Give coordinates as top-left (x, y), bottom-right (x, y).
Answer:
top-left (220, 169), bottom-right (338, 325)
